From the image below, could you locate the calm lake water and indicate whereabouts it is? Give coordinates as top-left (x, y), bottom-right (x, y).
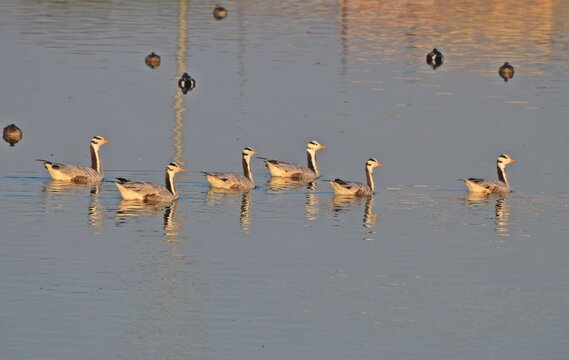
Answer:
top-left (1, 0), bottom-right (568, 359)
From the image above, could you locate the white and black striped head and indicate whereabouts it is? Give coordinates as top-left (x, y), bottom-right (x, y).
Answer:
top-left (242, 147), bottom-right (257, 158)
top-left (497, 154), bottom-right (516, 167)
top-left (306, 140), bottom-right (327, 153)
top-left (178, 73), bottom-right (196, 94)
top-left (166, 162), bottom-right (185, 174)
top-left (366, 158), bottom-right (383, 169)
top-left (91, 135), bottom-right (110, 149)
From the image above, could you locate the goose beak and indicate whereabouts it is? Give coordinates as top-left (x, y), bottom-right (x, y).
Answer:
top-left (320, 144), bottom-right (327, 149)
top-left (510, 159), bottom-right (517, 164)
top-left (103, 139), bottom-right (111, 144)
top-left (179, 167), bottom-right (185, 172)
top-left (252, 150), bottom-right (258, 156)
top-left (376, 162), bottom-right (383, 168)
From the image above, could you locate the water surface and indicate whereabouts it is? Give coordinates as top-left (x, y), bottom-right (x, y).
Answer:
top-left (1, 1), bottom-right (568, 359)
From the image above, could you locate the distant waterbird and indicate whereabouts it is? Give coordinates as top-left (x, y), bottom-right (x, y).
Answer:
top-left (178, 72), bottom-right (196, 94)
top-left (329, 158), bottom-right (383, 196)
top-left (37, 135), bottom-right (110, 183)
top-left (426, 48), bottom-right (444, 69)
top-left (498, 62), bottom-right (515, 82)
top-left (260, 140), bottom-right (327, 180)
top-left (115, 162), bottom-right (184, 202)
top-left (461, 154), bottom-right (517, 194)
top-left (3, 124), bottom-right (22, 146)
top-left (203, 147), bottom-right (258, 190)
top-left (144, 52), bottom-right (161, 69)
top-left (213, 5), bottom-right (228, 20)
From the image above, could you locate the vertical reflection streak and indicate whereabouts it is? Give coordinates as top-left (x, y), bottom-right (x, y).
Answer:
top-left (172, 0), bottom-right (188, 166)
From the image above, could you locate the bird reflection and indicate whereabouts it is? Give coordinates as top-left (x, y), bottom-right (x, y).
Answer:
top-left (115, 200), bottom-right (184, 240)
top-left (465, 193), bottom-right (511, 237)
top-left (205, 188), bottom-right (252, 234)
top-left (42, 180), bottom-right (104, 230)
top-left (266, 178), bottom-right (321, 221)
top-left (330, 195), bottom-right (379, 240)
top-left (266, 177), bottom-right (318, 192)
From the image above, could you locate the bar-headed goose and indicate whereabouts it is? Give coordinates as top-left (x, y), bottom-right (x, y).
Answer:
top-left (115, 162), bottom-right (184, 202)
top-left (262, 140), bottom-right (326, 180)
top-left (329, 158), bottom-right (383, 196)
top-left (37, 135), bottom-right (110, 183)
top-left (203, 147), bottom-right (257, 190)
top-left (462, 154), bottom-right (516, 194)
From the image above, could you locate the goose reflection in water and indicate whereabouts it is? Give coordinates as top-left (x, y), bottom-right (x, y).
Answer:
top-left (266, 177), bottom-right (318, 192)
top-left (115, 200), bottom-right (183, 240)
top-left (465, 193), bottom-right (511, 237)
top-left (330, 195), bottom-right (379, 240)
top-left (266, 178), bottom-right (321, 221)
top-left (205, 189), bottom-right (252, 234)
top-left (42, 180), bottom-right (104, 230)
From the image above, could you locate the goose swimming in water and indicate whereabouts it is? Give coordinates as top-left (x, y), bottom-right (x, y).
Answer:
top-left (115, 162), bottom-right (184, 202)
top-left (462, 154), bottom-right (517, 194)
top-left (498, 62), bottom-right (515, 82)
top-left (426, 48), bottom-right (444, 68)
top-left (37, 135), bottom-right (110, 183)
top-left (178, 73), bottom-right (196, 94)
top-left (261, 140), bottom-right (327, 180)
top-left (203, 147), bottom-right (257, 190)
top-left (329, 158), bottom-right (383, 196)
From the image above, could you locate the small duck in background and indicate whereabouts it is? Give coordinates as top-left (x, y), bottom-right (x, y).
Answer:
top-left (144, 52), bottom-right (161, 69)
top-left (426, 48), bottom-right (444, 69)
top-left (178, 73), bottom-right (196, 94)
top-left (3, 124), bottom-right (23, 146)
top-left (498, 62), bottom-right (515, 82)
top-left (213, 5), bottom-right (228, 20)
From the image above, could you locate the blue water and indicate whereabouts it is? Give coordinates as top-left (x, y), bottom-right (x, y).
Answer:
top-left (1, 1), bottom-right (568, 359)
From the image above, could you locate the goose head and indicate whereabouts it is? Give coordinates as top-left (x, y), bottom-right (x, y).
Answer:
top-left (242, 147), bottom-right (258, 159)
top-left (497, 154), bottom-right (516, 168)
top-left (306, 140), bottom-right (327, 153)
top-left (167, 162), bottom-right (185, 174)
top-left (91, 135), bottom-right (110, 149)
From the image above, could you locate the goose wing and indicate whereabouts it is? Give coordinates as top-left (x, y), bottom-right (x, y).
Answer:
top-left (38, 160), bottom-right (101, 182)
top-left (116, 179), bottom-right (175, 201)
top-left (463, 178), bottom-right (501, 193)
top-left (330, 178), bottom-right (372, 196)
top-left (203, 172), bottom-right (253, 189)
top-left (264, 159), bottom-right (315, 179)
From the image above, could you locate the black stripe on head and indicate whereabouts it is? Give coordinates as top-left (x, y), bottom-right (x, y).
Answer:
top-left (169, 162), bottom-right (178, 167)
top-left (309, 141), bottom-right (318, 146)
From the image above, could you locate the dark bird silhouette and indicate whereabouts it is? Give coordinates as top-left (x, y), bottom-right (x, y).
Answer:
top-left (498, 62), bottom-right (515, 82)
top-left (3, 124), bottom-right (23, 146)
top-left (426, 48), bottom-right (444, 69)
top-left (178, 73), bottom-right (196, 94)
top-left (144, 52), bottom-right (161, 69)
top-left (213, 5), bottom-right (228, 20)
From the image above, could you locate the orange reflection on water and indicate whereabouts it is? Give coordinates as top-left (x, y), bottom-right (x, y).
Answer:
top-left (340, 0), bottom-right (561, 76)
